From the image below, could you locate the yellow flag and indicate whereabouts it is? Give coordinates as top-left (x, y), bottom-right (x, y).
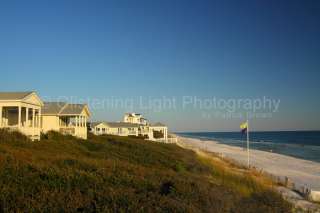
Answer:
top-left (240, 122), bottom-right (248, 130)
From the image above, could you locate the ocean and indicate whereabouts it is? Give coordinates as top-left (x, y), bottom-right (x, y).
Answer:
top-left (177, 131), bottom-right (320, 163)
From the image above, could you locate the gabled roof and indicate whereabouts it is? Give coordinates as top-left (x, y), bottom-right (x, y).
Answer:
top-left (60, 104), bottom-right (87, 115)
top-left (42, 102), bottom-right (90, 116)
top-left (150, 122), bottom-right (166, 127)
top-left (0, 91), bottom-right (34, 100)
top-left (90, 122), bottom-right (102, 128)
top-left (42, 102), bottom-right (66, 114)
top-left (0, 91), bottom-right (44, 106)
top-left (106, 122), bottom-right (141, 128)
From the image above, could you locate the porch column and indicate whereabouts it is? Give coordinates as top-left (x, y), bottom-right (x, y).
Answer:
top-left (37, 110), bottom-right (40, 127)
top-left (34, 110), bottom-right (36, 127)
top-left (34, 110), bottom-right (37, 127)
top-left (32, 108), bottom-right (35, 127)
top-left (81, 116), bottom-right (84, 127)
top-left (26, 107), bottom-right (29, 127)
top-left (38, 109), bottom-right (41, 128)
top-left (166, 130), bottom-right (168, 141)
top-left (75, 116), bottom-right (78, 127)
top-left (84, 117), bottom-right (87, 127)
top-left (0, 106), bottom-right (2, 127)
top-left (18, 106), bottom-right (22, 128)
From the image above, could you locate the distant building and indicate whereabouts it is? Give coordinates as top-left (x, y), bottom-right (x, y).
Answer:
top-left (91, 113), bottom-right (168, 142)
top-left (123, 113), bottom-right (148, 125)
top-left (42, 102), bottom-right (91, 139)
top-left (0, 91), bottom-right (43, 140)
top-left (91, 122), bottom-right (140, 137)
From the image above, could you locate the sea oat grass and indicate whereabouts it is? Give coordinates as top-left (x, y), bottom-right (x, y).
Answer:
top-left (0, 130), bottom-right (292, 212)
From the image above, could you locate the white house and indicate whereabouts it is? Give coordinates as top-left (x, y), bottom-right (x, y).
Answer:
top-left (42, 102), bottom-right (91, 139)
top-left (0, 91), bottom-right (43, 140)
top-left (92, 113), bottom-right (169, 142)
top-left (91, 122), bottom-right (140, 137)
top-left (123, 113), bottom-right (148, 125)
top-left (123, 113), bottom-right (168, 141)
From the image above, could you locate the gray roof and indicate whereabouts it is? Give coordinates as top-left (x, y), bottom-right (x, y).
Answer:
top-left (91, 121), bottom-right (141, 128)
top-left (60, 104), bottom-right (86, 115)
top-left (42, 102), bottom-right (87, 115)
top-left (150, 122), bottom-right (166, 127)
top-left (42, 102), bottom-right (66, 114)
top-left (0, 91), bottom-right (33, 100)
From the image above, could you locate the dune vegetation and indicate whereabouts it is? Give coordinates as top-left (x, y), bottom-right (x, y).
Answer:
top-left (0, 129), bottom-right (291, 212)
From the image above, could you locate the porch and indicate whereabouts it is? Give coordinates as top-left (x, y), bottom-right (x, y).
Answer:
top-left (59, 115), bottom-right (87, 139)
top-left (0, 104), bottom-right (41, 140)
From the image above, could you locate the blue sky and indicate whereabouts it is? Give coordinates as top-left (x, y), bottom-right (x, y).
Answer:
top-left (1, 0), bottom-right (320, 131)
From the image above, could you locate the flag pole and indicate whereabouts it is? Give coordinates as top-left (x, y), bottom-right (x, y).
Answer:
top-left (246, 114), bottom-right (250, 168)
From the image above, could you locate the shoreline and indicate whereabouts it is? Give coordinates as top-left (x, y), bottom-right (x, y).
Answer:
top-left (176, 136), bottom-right (320, 204)
top-left (177, 133), bottom-right (320, 163)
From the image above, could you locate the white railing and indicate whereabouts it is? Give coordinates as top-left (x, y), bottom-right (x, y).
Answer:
top-left (128, 131), bottom-right (138, 135)
top-left (60, 127), bottom-right (75, 135)
top-left (152, 137), bottom-right (178, 143)
top-left (167, 137), bottom-right (178, 143)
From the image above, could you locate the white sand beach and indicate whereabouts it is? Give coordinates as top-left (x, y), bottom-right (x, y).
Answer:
top-left (177, 136), bottom-right (320, 192)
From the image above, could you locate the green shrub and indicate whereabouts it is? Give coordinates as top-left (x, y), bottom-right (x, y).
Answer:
top-left (41, 131), bottom-right (75, 141)
top-left (0, 128), bottom-right (30, 143)
top-left (174, 162), bottom-right (186, 173)
top-left (0, 130), bottom-right (292, 212)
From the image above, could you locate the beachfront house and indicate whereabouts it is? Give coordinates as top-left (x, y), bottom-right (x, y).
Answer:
top-left (91, 113), bottom-right (169, 142)
top-left (42, 102), bottom-right (91, 139)
top-left (0, 91), bottom-right (43, 140)
top-left (91, 122), bottom-right (140, 137)
top-left (123, 113), bottom-right (168, 141)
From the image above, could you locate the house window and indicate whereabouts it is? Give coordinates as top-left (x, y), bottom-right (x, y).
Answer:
top-left (96, 128), bottom-right (100, 132)
top-left (102, 128), bottom-right (105, 133)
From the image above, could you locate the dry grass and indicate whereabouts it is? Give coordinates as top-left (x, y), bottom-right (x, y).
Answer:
top-left (0, 129), bottom-right (292, 212)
